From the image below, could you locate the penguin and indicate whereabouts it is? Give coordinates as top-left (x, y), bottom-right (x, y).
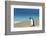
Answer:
top-left (29, 17), bottom-right (35, 26)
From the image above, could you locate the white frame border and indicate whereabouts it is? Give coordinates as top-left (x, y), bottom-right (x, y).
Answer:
top-left (11, 5), bottom-right (42, 32)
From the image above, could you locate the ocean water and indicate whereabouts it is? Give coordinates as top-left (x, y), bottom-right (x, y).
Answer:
top-left (14, 8), bottom-right (39, 21)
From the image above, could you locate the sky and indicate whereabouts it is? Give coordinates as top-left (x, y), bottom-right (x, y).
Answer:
top-left (14, 8), bottom-right (39, 21)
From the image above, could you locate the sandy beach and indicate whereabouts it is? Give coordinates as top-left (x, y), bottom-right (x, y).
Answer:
top-left (14, 19), bottom-right (39, 27)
